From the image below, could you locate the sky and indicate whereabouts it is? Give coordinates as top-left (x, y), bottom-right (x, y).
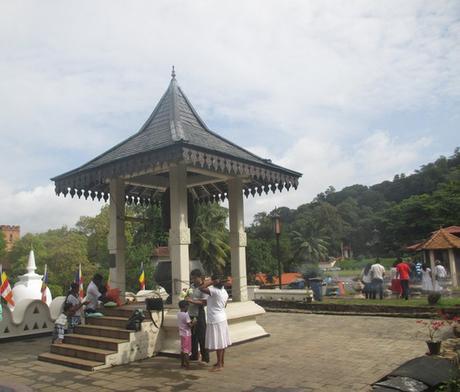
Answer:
top-left (0, 0), bottom-right (459, 234)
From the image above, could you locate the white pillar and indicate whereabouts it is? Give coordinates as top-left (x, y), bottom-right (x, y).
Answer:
top-left (429, 250), bottom-right (436, 289)
top-left (228, 177), bottom-right (248, 302)
top-left (108, 178), bottom-right (126, 296)
top-left (169, 164), bottom-right (191, 306)
top-left (448, 249), bottom-right (458, 288)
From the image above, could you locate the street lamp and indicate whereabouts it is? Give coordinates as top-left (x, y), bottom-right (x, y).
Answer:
top-left (272, 211), bottom-right (282, 289)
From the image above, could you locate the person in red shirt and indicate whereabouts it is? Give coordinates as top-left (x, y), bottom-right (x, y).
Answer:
top-left (396, 257), bottom-right (411, 300)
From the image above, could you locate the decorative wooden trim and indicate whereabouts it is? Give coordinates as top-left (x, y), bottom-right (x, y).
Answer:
top-left (53, 146), bottom-right (300, 205)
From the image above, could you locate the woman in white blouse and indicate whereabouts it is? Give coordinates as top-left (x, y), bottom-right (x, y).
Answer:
top-left (199, 275), bottom-right (231, 371)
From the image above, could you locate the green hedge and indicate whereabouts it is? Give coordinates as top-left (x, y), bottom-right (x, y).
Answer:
top-left (336, 257), bottom-right (395, 271)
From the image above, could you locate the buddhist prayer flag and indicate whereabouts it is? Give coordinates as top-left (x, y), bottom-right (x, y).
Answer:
top-left (41, 264), bottom-right (48, 303)
top-left (75, 264), bottom-right (84, 299)
top-left (139, 262), bottom-right (145, 290)
top-left (0, 265), bottom-right (15, 311)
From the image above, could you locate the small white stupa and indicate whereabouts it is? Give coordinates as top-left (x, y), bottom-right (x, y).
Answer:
top-left (12, 250), bottom-right (52, 307)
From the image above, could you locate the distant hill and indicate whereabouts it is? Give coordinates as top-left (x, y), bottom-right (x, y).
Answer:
top-left (247, 148), bottom-right (460, 270)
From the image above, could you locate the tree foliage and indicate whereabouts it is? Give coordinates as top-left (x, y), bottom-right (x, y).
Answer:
top-left (4, 148), bottom-right (459, 287)
top-left (190, 203), bottom-right (230, 274)
top-left (7, 228), bottom-right (96, 292)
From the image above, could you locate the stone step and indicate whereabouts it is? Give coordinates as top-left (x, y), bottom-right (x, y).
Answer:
top-left (102, 307), bottom-right (142, 318)
top-left (86, 316), bottom-right (130, 329)
top-left (75, 325), bottom-right (132, 340)
top-left (64, 333), bottom-right (127, 351)
top-left (51, 343), bottom-right (115, 362)
top-left (38, 352), bottom-right (105, 371)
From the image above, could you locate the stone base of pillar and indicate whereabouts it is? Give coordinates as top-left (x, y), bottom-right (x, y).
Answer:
top-left (157, 301), bottom-right (269, 355)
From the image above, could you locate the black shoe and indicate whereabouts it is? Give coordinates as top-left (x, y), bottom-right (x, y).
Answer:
top-left (190, 356), bottom-right (199, 361)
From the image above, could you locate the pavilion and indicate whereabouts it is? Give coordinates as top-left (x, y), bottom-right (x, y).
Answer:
top-left (51, 68), bottom-right (302, 307)
top-left (408, 227), bottom-right (460, 288)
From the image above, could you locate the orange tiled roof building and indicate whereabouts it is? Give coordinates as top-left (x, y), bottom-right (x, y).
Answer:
top-left (408, 227), bottom-right (459, 287)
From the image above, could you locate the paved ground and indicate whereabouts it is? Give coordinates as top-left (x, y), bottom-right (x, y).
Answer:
top-left (1, 313), bottom-right (426, 392)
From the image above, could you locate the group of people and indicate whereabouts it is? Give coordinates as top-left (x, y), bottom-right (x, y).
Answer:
top-left (420, 260), bottom-right (448, 293)
top-left (360, 258), bottom-right (449, 301)
top-left (177, 269), bottom-right (231, 371)
top-left (52, 270), bottom-right (231, 372)
top-left (360, 259), bottom-right (386, 300)
top-left (52, 273), bottom-right (107, 344)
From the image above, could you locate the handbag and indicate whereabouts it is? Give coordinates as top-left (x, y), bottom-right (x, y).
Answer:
top-left (145, 297), bottom-right (164, 311)
top-left (145, 296), bottom-right (164, 329)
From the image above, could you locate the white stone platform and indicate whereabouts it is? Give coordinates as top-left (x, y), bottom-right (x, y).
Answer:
top-left (157, 300), bottom-right (269, 355)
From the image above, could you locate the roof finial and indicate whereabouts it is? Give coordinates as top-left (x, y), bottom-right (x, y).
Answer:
top-left (171, 65), bottom-right (176, 80)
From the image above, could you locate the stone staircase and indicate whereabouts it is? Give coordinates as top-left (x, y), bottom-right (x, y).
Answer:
top-left (38, 306), bottom-right (161, 371)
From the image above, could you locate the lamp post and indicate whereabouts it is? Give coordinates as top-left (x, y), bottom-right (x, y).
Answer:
top-left (272, 212), bottom-right (282, 289)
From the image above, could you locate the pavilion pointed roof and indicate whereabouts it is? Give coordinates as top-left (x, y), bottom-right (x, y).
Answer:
top-left (52, 69), bottom-right (301, 204)
top-left (419, 228), bottom-right (460, 250)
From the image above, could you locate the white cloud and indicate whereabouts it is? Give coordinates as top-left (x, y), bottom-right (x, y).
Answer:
top-left (0, 1), bottom-right (458, 231)
top-left (0, 182), bottom-right (104, 234)
top-left (243, 131), bottom-right (433, 223)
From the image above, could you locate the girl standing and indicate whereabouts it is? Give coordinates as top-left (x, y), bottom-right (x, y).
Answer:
top-left (177, 300), bottom-right (194, 369)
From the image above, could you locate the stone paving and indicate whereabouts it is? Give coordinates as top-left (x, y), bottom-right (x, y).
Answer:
top-left (1, 313), bottom-right (426, 392)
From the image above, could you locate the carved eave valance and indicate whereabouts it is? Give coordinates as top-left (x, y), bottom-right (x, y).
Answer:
top-left (52, 145), bottom-right (301, 205)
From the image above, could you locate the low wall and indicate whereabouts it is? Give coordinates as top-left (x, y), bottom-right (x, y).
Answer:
top-left (248, 286), bottom-right (313, 302)
top-left (254, 299), bottom-right (460, 318)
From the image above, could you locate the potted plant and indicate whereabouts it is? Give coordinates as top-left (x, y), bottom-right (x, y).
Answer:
top-left (416, 319), bottom-right (449, 355)
top-left (427, 292), bottom-right (441, 305)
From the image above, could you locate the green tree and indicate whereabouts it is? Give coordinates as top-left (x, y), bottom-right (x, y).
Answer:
top-left (246, 238), bottom-right (276, 275)
top-left (125, 204), bottom-right (167, 291)
top-left (8, 228), bottom-right (96, 292)
top-left (76, 206), bottom-right (110, 270)
top-left (190, 203), bottom-right (230, 274)
top-left (291, 230), bottom-right (329, 263)
top-left (76, 204), bottom-right (168, 292)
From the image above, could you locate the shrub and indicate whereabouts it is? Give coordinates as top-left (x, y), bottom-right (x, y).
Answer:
top-left (48, 283), bottom-right (64, 297)
top-left (427, 292), bottom-right (441, 305)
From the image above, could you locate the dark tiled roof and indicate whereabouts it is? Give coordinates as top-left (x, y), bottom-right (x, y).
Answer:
top-left (51, 73), bottom-right (301, 204)
top-left (59, 76), bottom-right (286, 176)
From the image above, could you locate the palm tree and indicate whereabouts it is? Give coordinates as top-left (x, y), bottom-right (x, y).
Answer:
top-left (190, 203), bottom-right (230, 274)
top-left (291, 230), bottom-right (329, 263)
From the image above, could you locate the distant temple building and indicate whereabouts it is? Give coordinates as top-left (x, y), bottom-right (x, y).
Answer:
top-left (1, 225), bottom-right (20, 251)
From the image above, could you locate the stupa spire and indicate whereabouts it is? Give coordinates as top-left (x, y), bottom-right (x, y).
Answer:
top-left (171, 65), bottom-right (176, 80)
top-left (26, 249), bottom-right (37, 275)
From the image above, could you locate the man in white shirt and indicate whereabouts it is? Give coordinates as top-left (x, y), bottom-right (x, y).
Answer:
top-left (370, 260), bottom-right (386, 300)
top-left (86, 274), bottom-right (104, 312)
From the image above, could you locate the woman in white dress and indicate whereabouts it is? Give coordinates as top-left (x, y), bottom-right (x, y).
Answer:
top-left (199, 275), bottom-right (231, 371)
top-left (421, 264), bottom-right (433, 293)
top-left (433, 260), bottom-right (448, 292)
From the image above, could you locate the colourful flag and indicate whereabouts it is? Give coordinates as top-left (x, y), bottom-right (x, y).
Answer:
top-left (41, 264), bottom-right (48, 303)
top-left (0, 265), bottom-right (15, 311)
top-left (139, 262), bottom-right (145, 290)
top-left (74, 264), bottom-right (84, 299)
